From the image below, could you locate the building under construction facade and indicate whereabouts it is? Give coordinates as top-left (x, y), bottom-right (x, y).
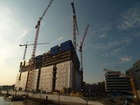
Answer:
top-left (15, 40), bottom-right (81, 92)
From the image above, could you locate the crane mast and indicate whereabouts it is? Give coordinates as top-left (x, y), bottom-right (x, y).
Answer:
top-left (26, 0), bottom-right (53, 91)
top-left (79, 24), bottom-right (89, 91)
top-left (71, 2), bottom-right (79, 52)
top-left (104, 68), bottom-right (139, 105)
top-left (20, 41), bottom-right (28, 60)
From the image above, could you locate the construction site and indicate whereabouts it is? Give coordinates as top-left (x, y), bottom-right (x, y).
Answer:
top-left (12, 0), bottom-right (140, 105)
top-left (15, 0), bottom-right (88, 95)
top-left (16, 40), bottom-right (82, 92)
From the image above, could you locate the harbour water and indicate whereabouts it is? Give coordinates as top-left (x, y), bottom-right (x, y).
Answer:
top-left (0, 96), bottom-right (38, 105)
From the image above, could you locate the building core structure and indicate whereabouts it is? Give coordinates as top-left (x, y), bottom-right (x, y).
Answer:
top-left (15, 40), bottom-right (81, 93)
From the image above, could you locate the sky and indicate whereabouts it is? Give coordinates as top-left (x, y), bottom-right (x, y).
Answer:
top-left (0, 0), bottom-right (140, 85)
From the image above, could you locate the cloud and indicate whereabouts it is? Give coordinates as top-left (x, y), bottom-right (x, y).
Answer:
top-left (93, 37), bottom-right (131, 50)
top-left (100, 34), bottom-right (108, 38)
top-left (109, 37), bottom-right (131, 47)
top-left (121, 56), bottom-right (132, 63)
top-left (103, 56), bottom-right (132, 66)
top-left (110, 47), bottom-right (124, 56)
top-left (101, 47), bottom-right (124, 57)
top-left (0, 6), bottom-right (28, 43)
top-left (135, 31), bottom-right (140, 37)
top-left (0, 6), bottom-right (29, 85)
top-left (17, 30), bottom-right (28, 40)
top-left (53, 36), bottom-right (64, 44)
top-left (57, 36), bottom-right (63, 41)
top-left (117, 3), bottom-right (140, 30)
top-left (101, 24), bottom-right (112, 31)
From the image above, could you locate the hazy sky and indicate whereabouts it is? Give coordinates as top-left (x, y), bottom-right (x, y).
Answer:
top-left (0, 0), bottom-right (140, 85)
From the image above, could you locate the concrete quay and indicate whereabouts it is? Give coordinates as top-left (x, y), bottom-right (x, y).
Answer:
top-left (1, 90), bottom-right (103, 105)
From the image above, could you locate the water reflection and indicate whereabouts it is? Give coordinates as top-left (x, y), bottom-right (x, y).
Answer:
top-left (0, 96), bottom-right (37, 105)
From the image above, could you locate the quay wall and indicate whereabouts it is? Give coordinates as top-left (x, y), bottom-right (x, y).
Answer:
top-left (1, 91), bottom-right (103, 105)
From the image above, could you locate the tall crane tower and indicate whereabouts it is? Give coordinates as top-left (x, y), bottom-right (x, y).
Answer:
top-left (104, 68), bottom-right (139, 105)
top-left (19, 42), bottom-right (49, 60)
top-left (71, 2), bottom-right (79, 52)
top-left (26, 0), bottom-right (53, 91)
top-left (79, 25), bottom-right (89, 91)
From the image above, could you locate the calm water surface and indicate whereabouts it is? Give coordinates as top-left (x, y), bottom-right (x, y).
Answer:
top-left (0, 96), bottom-right (38, 105)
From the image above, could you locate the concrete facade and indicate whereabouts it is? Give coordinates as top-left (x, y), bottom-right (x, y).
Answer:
top-left (15, 40), bottom-right (81, 92)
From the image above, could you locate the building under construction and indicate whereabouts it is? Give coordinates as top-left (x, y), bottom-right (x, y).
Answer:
top-left (15, 40), bottom-right (81, 93)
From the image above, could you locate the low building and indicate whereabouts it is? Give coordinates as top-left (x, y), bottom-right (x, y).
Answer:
top-left (0, 85), bottom-right (15, 91)
top-left (98, 81), bottom-right (105, 96)
top-left (104, 71), bottom-right (129, 96)
top-left (83, 83), bottom-right (98, 97)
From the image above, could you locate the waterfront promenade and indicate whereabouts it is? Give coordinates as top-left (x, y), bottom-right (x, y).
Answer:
top-left (1, 90), bottom-right (103, 105)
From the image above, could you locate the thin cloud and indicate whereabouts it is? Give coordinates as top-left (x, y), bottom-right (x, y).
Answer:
top-left (93, 37), bottom-right (131, 50)
top-left (101, 47), bottom-right (124, 57)
top-left (101, 24), bottom-right (112, 31)
top-left (117, 3), bottom-right (140, 30)
top-left (109, 37), bottom-right (131, 47)
top-left (110, 47), bottom-right (124, 56)
top-left (100, 34), bottom-right (108, 38)
top-left (53, 36), bottom-right (64, 44)
top-left (121, 56), bottom-right (132, 63)
top-left (104, 56), bottom-right (132, 66)
top-left (135, 31), bottom-right (140, 37)
top-left (17, 30), bottom-right (28, 40)
top-left (57, 36), bottom-right (63, 41)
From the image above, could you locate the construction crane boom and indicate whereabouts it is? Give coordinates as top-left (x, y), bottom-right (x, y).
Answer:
top-left (26, 0), bottom-right (53, 91)
top-left (71, 2), bottom-right (79, 51)
top-left (79, 24), bottom-right (89, 91)
top-left (103, 68), bottom-right (139, 105)
top-left (35, 0), bottom-right (53, 29)
top-left (79, 25), bottom-right (89, 70)
top-left (33, 0), bottom-right (53, 58)
top-left (19, 42), bottom-right (49, 60)
top-left (79, 25), bottom-right (89, 52)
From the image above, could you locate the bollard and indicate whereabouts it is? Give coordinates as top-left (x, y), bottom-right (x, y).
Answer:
top-left (58, 94), bottom-right (60, 105)
top-left (46, 96), bottom-right (48, 104)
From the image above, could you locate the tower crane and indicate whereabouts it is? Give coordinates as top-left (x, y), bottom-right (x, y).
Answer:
top-left (79, 24), bottom-right (89, 91)
top-left (71, 2), bottom-right (79, 52)
top-left (19, 42), bottom-right (49, 60)
top-left (103, 68), bottom-right (139, 105)
top-left (26, 0), bottom-right (53, 91)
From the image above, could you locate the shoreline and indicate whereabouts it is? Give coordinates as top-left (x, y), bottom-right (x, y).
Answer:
top-left (0, 90), bottom-right (104, 105)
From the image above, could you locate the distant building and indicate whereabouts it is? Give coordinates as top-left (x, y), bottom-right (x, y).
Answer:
top-left (83, 83), bottom-right (98, 97)
top-left (15, 40), bottom-right (81, 93)
top-left (104, 71), bottom-right (129, 96)
top-left (0, 85), bottom-right (15, 91)
top-left (126, 60), bottom-right (140, 90)
top-left (98, 81), bottom-right (105, 96)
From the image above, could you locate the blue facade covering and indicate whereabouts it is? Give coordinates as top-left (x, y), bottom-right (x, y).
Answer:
top-left (60, 40), bottom-right (74, 52)
top-left (50, 45), bottom-right (59, 56)
top-left (49, 40), bottom-right (80, 67)
top-left (35, 55), bottom-right (42, 63)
